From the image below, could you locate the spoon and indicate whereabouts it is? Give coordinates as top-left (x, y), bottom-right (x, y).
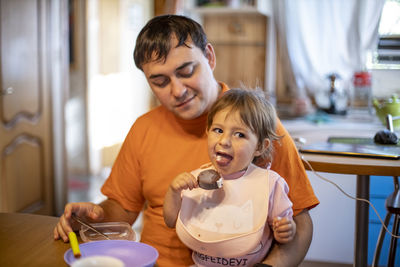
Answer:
top-left (68, 231), bottom-right (81, 258)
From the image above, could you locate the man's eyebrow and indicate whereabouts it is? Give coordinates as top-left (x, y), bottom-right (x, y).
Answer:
top-left (176, 61), bottom-right (194, 71)
top-left (148, 73), bottom-right (165, 79)
top-left (148, 61), bottom-right (194, 79)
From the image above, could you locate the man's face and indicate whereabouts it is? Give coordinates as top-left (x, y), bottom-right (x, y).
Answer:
top-left (141, 37), bottom-right (219, 120)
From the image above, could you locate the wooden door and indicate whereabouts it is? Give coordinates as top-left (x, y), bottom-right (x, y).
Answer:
top-left (0, 0), bottom-right (54, 214)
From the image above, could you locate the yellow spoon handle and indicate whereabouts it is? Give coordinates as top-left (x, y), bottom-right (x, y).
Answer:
top-left (68, 231), bottom-right (81, 258)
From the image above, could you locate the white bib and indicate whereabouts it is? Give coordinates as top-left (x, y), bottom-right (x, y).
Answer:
top-left (176, 163), bottom-right (270, 258)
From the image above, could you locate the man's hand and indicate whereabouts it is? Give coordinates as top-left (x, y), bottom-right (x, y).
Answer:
top-left (53, 202), bottom-right (104, 242)
top-left (54, 199), bottom-right (139, 243)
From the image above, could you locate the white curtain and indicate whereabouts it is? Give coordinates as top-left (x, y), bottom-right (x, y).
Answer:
top-left (274, 0), bottom-right (385, 114)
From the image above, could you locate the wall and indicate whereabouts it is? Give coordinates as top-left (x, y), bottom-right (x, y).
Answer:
top-left (67, 0), bottom-right (89, 179)
top-left (86, 0), bottom-right (153, 175)
top-left (305, 171), bottom-right (356, 263)
top-left (371, 68), bottom-right (400, 99)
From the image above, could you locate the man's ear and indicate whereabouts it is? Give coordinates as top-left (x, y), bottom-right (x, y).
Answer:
top-left (205, 43), bottom-right (216, 71)
top-left (255, 138), bottom-right (270, 157)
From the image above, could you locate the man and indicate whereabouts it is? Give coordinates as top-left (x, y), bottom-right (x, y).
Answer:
top-left (54, 15), bottom-right (319, 267)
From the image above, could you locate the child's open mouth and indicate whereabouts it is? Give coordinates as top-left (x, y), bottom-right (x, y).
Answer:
top-left (215, 152), bottom-right (233, 166)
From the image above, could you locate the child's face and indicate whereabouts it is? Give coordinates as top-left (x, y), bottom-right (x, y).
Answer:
top-left (207, 108), bottom-right (263, 176)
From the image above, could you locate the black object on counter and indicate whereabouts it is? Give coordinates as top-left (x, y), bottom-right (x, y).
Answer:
top-left (374, 129), bottom-right (399, 145)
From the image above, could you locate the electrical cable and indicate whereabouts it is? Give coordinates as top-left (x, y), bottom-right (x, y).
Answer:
top-left (301, 154), bottom-right (400, 239)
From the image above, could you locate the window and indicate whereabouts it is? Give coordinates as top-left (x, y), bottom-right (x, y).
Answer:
top-left (375, 0), bottom-right (400, 65)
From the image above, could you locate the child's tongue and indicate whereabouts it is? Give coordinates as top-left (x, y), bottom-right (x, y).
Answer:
top-left (216, 153), bottom-right (232, 166)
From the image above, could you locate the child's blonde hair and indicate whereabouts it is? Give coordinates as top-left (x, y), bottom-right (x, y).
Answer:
top-left (207, 87), bottom-right (282, 162)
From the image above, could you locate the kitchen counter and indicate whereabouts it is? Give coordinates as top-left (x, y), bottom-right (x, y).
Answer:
top-left (282, 113), bottom-right (384, 142)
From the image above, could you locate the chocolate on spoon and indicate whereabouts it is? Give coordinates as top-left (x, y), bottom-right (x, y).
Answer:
top-left (197, 169), bottom-right (223, 190)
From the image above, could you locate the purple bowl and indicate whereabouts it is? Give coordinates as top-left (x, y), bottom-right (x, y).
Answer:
top-left (64, 240), bottom-right (158, 267)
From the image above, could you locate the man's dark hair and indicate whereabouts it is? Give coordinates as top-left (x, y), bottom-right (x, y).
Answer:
top-left (133, 15), bottom-right (208, 70)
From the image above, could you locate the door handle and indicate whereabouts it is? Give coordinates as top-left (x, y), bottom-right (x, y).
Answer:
top-left (2, 87), bottom-right (14, 95)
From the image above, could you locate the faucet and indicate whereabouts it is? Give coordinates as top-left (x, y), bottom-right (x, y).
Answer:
top-left (386, 114), bottom-right (400, 132)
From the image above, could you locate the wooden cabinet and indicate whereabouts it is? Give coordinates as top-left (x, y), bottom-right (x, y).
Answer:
top-left (201, 12), bottom-right (267, 89)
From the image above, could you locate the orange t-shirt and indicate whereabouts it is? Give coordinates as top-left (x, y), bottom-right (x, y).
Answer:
top-left (101, 82), bottom-right (319, 266)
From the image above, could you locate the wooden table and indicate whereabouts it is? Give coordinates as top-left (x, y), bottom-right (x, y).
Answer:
top-left (301, 153), bottom-right (400, 267)
top-left (0, 212), bottom-right (71, 267)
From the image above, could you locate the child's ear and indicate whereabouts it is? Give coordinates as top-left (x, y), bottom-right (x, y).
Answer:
top-left (255, 138), bottom-right (270, 156)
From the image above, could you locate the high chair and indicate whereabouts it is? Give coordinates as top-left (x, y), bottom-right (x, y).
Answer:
top-left (372, 176), bottom-right (400, 267)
